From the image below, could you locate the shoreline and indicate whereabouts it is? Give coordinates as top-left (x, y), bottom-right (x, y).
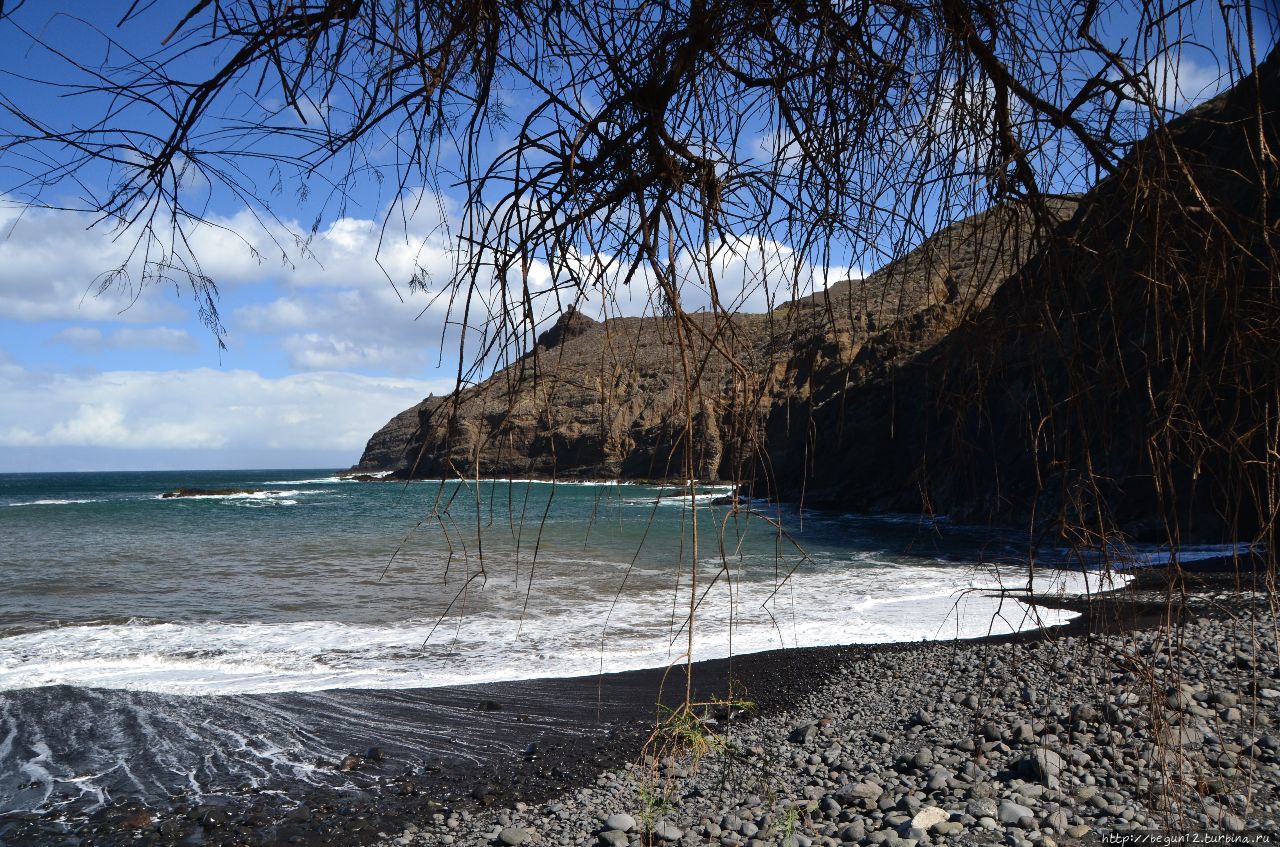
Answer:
top-left (6, 559), bottom-right (1271, 846)
top-left (370, 561), bottom-right (1275, 847)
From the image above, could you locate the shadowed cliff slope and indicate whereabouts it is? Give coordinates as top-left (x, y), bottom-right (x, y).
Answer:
top-left (356, 47), bottom-right (1277, 545)
top-left (354, 199), bottom-right (1073, 482)
top-left (766, 48), bottom-right (1279, 543)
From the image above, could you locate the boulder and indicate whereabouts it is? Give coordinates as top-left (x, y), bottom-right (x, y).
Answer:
top-left (604, 813), bottom-right (636, 833)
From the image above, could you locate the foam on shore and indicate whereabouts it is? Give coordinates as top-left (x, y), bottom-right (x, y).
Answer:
top-left (0, 563), bottom-right (1124, 696)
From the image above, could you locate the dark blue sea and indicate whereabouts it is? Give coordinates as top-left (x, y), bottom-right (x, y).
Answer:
top-left (0, 468), bottom-right (1174, 820)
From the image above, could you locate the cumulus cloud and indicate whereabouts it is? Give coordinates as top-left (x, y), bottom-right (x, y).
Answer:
top-left (0, 203), bottom-right (186, 323)
top-left (2, 193), bottom-right (857, 378)
top-left (0, 357), bottom-right (454, 457)
top-left (0, 193), bottom-right (463, 372)
top-left (53, 326), bottom-right (198, 353)
top-left (281, 333), bottom-right (411, 370)
top-left (561, 236), bottom-right (862, 321)
top-left (232, 282), bottom-right (455, 373)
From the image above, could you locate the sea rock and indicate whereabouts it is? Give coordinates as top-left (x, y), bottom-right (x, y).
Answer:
top-left (160, 487), bottom-right (261, 498)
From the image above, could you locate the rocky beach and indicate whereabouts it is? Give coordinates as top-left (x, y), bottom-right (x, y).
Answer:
top-left (0, 23), bottom-right (1274, 847)
top-left (369, 566), bottom-right (1280, 847)
top-left (7, 561), bottom-right (1274, 847)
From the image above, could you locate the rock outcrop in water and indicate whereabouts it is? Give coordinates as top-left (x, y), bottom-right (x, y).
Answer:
top-left (356, 50), bottom-right (1278, 541)
top-left (160, 487), bottom-right (263, 498)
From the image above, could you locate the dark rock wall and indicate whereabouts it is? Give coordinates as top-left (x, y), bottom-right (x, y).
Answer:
top-left (768, 48), bottom-right (1279, 543)
top-left (354, 48), bottom-right (1278, 544)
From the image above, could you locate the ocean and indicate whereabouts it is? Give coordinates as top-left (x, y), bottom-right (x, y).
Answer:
top-left (0, 468), bottom-right (1135, 825)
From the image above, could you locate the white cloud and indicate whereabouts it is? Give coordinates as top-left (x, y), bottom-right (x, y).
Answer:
top-left (52, 326), bottom-right (104, 349)
top-left (191, 193), bottom-right (456, 292)
top-left (0, 203), bottom-right (186, 323)
top-left (233, 284), bottom-right (454, 373)
top-left (53, 325), bottom-right (198, 353)
top-left (0, 358), bottom-right (455, 456)
top-left (1121, 50), bottom-right (1224, 112)
top-left (1149, 53), bottom-right (1221, 110)
top-left (563, 237), bottom-right (862, 320)
top-left (281, 333), bottom-right (410, 370)
top-left (2, 194), bottom-right (857, 378)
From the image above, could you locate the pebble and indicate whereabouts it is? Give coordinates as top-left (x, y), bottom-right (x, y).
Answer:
top-left (909, 807), bottom-right (947, 830)
top-left (496, 826), bottom-right (528, 846)
top-left (998, 799), bottom-right (1035, 826)
top-left (369, 612), bottom-right (1278, 847)
top-left (652, 820), bottom-right (682, 841)
top-left (603, 812), bottom-right (635, 832)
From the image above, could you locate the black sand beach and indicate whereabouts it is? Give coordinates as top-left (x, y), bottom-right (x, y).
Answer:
top-left (5, 559), bottom-right (1273, 847)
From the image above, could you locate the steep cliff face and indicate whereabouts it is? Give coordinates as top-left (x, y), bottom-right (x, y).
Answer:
top-left (351, 404), bottom-right (427, 474)
top-left (358, 308), bottom-right (774, 480)
top-left (354, 200), bottom-right (1074, 482)
top-left (355, 48), bottom-right (1276, 543)
top-left (767, 48), bottom-right (1279, 542)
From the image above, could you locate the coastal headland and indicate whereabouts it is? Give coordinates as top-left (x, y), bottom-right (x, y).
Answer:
top-left (1, 32), bottom-right (1275, 847)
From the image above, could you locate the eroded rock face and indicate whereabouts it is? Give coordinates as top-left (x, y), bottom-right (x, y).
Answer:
top-left (767, 47), bottom-right (1280, 540)
top-left (355, 47), bottom-right (1277, 542)
top-left (351, 405), bottom-right (425, 474)
top-left (354, 200), bottom-right (1071, 484)
top-left (355, 200), bottom-right (1075, 483)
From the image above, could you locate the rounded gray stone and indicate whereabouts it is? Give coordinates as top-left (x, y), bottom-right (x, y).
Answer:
top-left (497, 826), bottom-right (529, 846)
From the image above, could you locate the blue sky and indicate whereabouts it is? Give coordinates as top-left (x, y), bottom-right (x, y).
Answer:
top-left (0, 7), bottom-right (492, 471)
top-left (0, 3), bottom-right (1250, 472)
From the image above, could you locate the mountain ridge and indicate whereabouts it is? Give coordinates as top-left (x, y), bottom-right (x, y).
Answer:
top-left (355, 46), bottom-right (1278, 544)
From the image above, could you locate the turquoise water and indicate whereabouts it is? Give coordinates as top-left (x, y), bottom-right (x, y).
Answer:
top-left (0, 469), bottom-right (1114, 696)
top-left (0, 468), bottom-right (1146, 819)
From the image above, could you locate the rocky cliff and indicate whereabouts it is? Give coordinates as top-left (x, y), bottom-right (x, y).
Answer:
top-left (765, 47), bottom-right (1279, 542)
top-left (355, 48), bottom-right (1277, 543)
top-left (354, 198), bottom-right (1073, 483)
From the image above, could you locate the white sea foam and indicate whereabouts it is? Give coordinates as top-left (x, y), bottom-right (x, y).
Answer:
top-left (153, 489), bottom-right (324, 502)
top-left (1055, 542), bottom-right (1258, 570)
top-left (7, 499), bottom-right (102, 507)
top-left (0, 563), bottom-right (1126, 696)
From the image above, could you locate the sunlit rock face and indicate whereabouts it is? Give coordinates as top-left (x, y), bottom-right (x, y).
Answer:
top-left (356, 46), bottom-right (1278, 543)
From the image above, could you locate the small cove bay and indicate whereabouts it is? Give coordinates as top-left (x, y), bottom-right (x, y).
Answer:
top-left (0, 468), bottom-right (1184, 821)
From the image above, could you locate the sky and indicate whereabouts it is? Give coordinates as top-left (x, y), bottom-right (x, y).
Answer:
top-left (0, 3), bottom-right (1249, 472)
